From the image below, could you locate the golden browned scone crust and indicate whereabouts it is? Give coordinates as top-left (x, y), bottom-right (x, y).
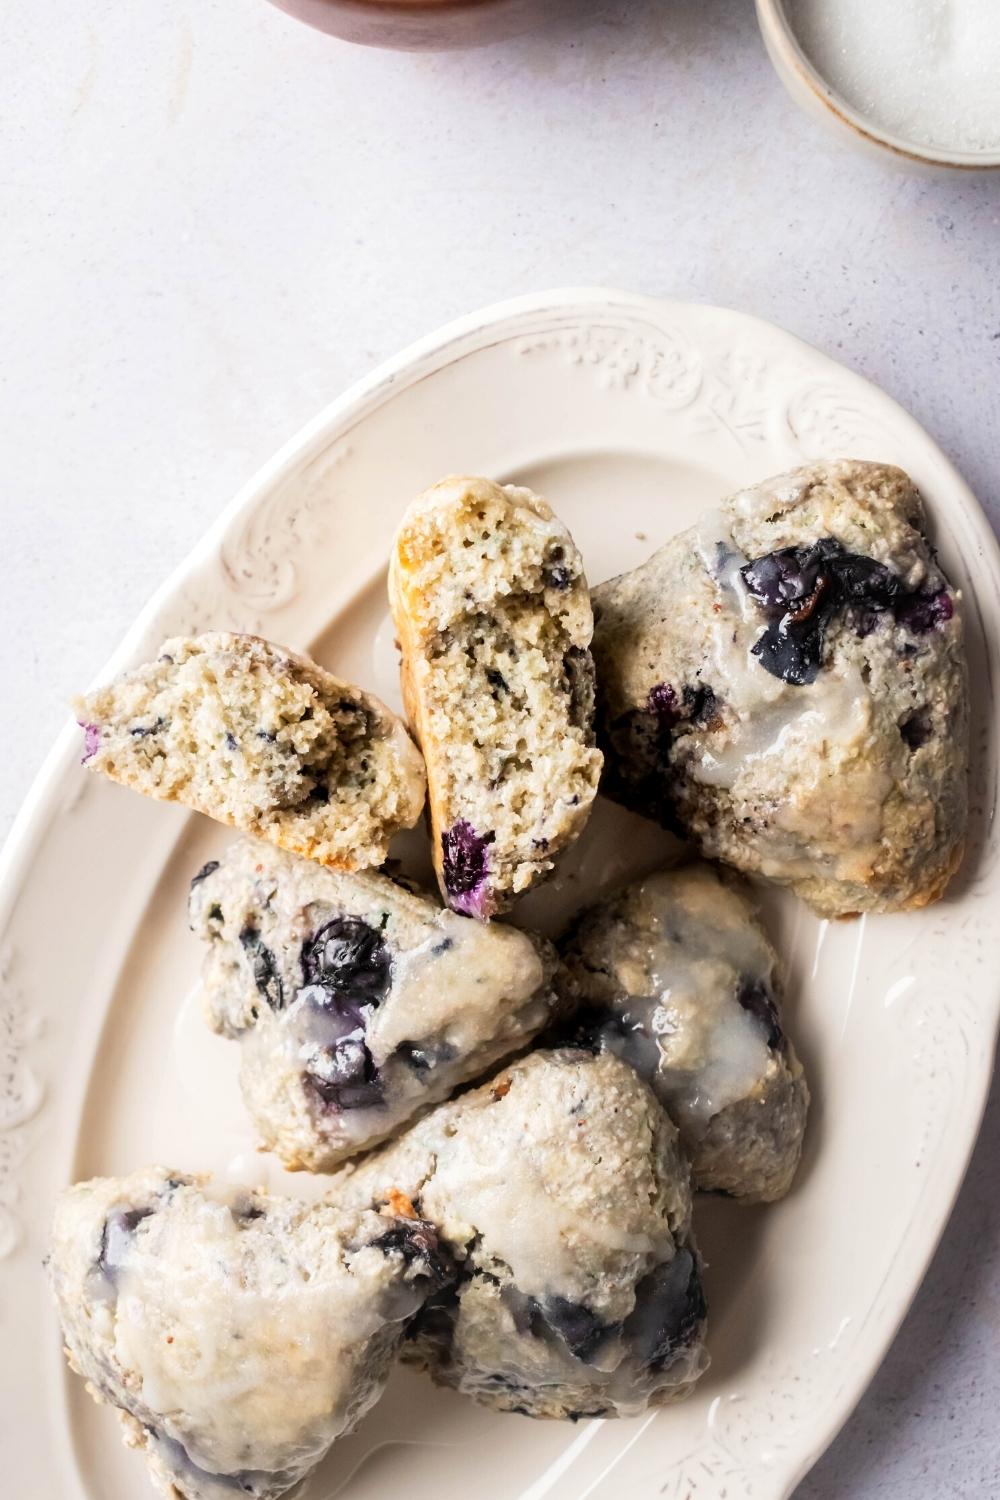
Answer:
top-left (389, 476), bottom-right (602, 918)
top-left (75, 632), bottom-right (426, 870)
top-left (592, 461), bottom-right (969, 917)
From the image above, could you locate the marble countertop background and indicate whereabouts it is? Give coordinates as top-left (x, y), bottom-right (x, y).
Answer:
top-left (2, 1), bottom-right (998, 1494)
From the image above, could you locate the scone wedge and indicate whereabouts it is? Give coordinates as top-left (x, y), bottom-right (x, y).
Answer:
top-left (592, 461), bottom-right (969, 916)
top-left (189, 840), bottom-right (560, 1170)
top-left (333, 1049), bottom-right (708, 1419)
top-left (48, 1167), bottom-right (452, 1500)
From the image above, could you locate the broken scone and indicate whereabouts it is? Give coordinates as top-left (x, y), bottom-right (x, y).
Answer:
top-left (389, 476), bottom-right (602, 918)
top-left (75, 632), bottom-right (426, 870)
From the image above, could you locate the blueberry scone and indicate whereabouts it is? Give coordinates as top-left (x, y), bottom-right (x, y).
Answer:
top-left (189, 840), bottom-right (560, 1170)
top-left (389, 476), bottom-right (603, 918)
top-left (75, 633), bottom-right (426, 870)
top-left (333, 1049), bottom-right (708, 1419)
top-left (592, 461), bottom-right (969, 917)
top-left (48, 1167), bottom-right (453, 1500)
top-left (560, 862), bottom-right (808, 1203)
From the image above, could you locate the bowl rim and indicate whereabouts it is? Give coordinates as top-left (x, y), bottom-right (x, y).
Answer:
top-left (756, 0), bottom-right (1000, 170)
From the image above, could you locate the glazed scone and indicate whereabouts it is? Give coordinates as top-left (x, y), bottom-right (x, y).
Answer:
top-left (592, 461), bottom-right (969, 916)
top-left (560, 862), bottom-right (809, 1203)
top-left (389, 476), bottom-right (602, 918)
top-left (333, 1049), bottom-right (708, 1419)
top-left (48, 1167), bottom-right (452, 1500)
top-left (189, 840), bottom-right (560, 1170)
top-left (75, 633), bottom-right (425, 870)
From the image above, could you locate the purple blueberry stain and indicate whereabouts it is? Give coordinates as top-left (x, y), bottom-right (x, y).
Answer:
top-left (895, 588), bottom-right (953, 633)
top-left (79, 721), bottom-right (102, 764)
top-left (646, 682), bottom-right (679, 728)
top-left (441, 821), bottom-right (495, 918)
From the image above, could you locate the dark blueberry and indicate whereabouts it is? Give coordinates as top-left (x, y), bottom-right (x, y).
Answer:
top-left (224, 731), bottom-right (239, 751)
top-left (682, 682), bottom-right (718, 725)
top-left (431, 937), bottom-right (454, 955)
top-left (374, 1220), bottom-right (455, 1290)
top-left (567, 1408), bottom-right (611, 1421)
top-left (302, 1036), bottom-right (383, 1111)
top-left (255, 728), bottom-right (278, 743)
top-left (301, 916), bottom-right (391, 1007)
top-left (189, 860), bottom-right (220, 889)
top-left (742, 537), bottom-right (952, 686)
top-left (540, 1295), bottom-right (609, 1361)
top-left (394, 1038), bottom-right (457, 1074)
top-left (736, 975), bottom-right (785, 1053)
top-left (899, 707), bottom-right (933, 750)
top-left (749, 618), bottom-right (827, 686)
top-left (895, 588), bottom-right (954, 633)
top-left (624, 1248), bottom-right (706, 1369)
top-left (501, 1283), bottom-right (610, 1363)
top-left (485, 667), bottom-right (508, 692)
top-left (563, 645), bottom-right (596, 731)
top-left (130, 717), bottom-right (166, 738)
top-left (441, 820), bottom-right (495, 915)
top-left (97, 1206), bottom-right (153, 1280)
top-left (543, 564), bottom-right (573, 590)
top-left (239, 926), bottom-right (284, 1011)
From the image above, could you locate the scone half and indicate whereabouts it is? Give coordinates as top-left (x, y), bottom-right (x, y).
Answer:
top-left (390, 476), bottom-right (602, 918)
top-left (75, 632), bottom-right (426, 870)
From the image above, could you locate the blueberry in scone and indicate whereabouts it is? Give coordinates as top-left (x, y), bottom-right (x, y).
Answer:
top-left (48, 1167), bottom-right (453, 1500)
top-left (559, 862), bottom-right (809, 1203)
top-left (591, 461), bottom-right (969, 917)
top-left (389, 476), bottom-right (603, 918)
top-left (74, 632), bottom-right (426, 870)
top-left (332, 1049), bottom-right (708, 1419)
top-left (189, 840), bottom-right (560, 1170)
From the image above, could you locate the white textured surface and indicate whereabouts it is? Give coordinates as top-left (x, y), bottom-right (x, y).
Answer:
top-left (2, 1), bottom-right (999, 1495)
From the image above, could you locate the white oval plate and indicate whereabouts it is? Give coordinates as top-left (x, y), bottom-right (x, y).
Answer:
top-left (3, 289), bottom-right (998, 1500)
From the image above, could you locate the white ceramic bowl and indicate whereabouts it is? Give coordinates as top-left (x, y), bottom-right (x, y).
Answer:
top-left (756, 0), bottom-right (1000, 173)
